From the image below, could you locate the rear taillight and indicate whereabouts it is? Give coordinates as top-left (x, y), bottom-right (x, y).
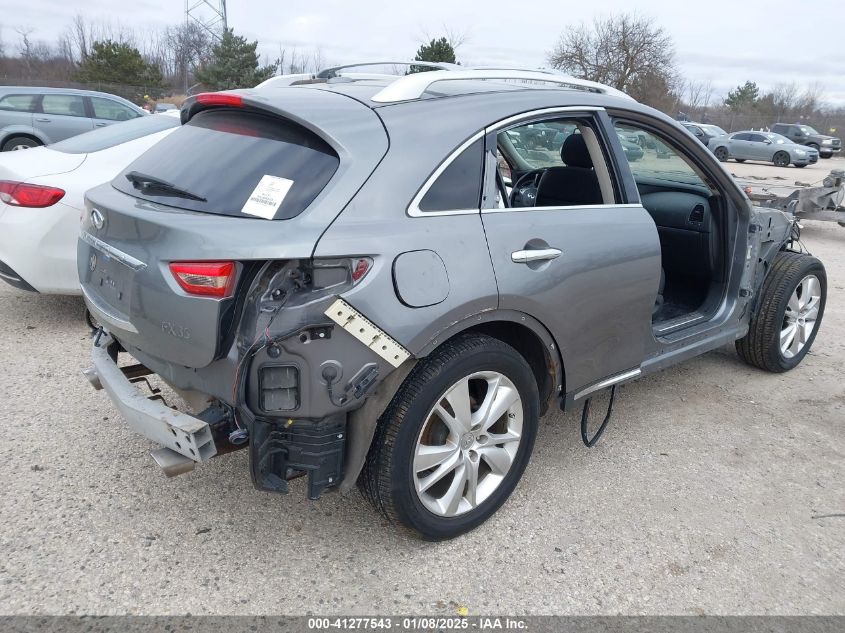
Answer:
top-left (350, 257), bottom-right (372, 282)
top-left (169, 261), bottom-right (236, 298)
top-left (0, 181), bottom-right (65, 208)
top-left (195, 93), bottom-right (243, 107)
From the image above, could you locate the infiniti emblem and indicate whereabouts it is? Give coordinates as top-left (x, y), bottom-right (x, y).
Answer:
top-left (91, 208), bottom-right (105, 230)
top-left (89, 253), bottom-right (98, 272)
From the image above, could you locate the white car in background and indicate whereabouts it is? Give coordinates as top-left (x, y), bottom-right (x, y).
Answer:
top-left (0, 111), bottom-right (181, 294)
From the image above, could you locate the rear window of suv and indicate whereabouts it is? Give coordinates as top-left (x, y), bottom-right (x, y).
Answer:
top-left (112, 108), bottom-right (339, 220)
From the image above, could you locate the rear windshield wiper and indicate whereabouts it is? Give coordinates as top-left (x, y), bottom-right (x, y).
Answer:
top-left (125, 171), bottom-right (207, 202)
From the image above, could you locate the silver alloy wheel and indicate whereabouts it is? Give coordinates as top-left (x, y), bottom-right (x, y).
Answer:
top-left (781, 274), bottom-right (822, 358)
top-left (413, 371), bottom-right (523, 517)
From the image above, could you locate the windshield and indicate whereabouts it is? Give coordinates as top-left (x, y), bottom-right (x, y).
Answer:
top-left (799, 126), bottom-right (818, 135)
top-left (50, 115), bottom-right (180, 154)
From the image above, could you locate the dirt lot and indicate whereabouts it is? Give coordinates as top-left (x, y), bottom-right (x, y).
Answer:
top-left (726, 154), bottom-right (843, 198)
top-left (0, 218), bottom-right (843, 616)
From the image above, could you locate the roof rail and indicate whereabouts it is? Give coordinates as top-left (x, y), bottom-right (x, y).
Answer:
top-left (370, 69), bottom-right (633, 103)
top-left (315, 61), bottom-right (461, 78)
top-left (254, 73), bottom-right (316, 89)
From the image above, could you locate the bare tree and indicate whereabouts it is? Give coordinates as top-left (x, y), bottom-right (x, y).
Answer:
top-left (796, 82), bottom-right (825, 117)
top-left (771, 82), bottom-right (799, 120)
top-left (547, 13), bottom-right (677, 110)
top-left (67, 14), bottom-right (91, 62)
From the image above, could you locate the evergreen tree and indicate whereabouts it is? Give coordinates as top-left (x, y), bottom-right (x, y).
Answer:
top-left (411, 37), bottom-right (457, 72)
top-left (75, 40), bottom-right (164, 101)
top-left (194, 29), bottom-right (277, 90)
top-left (724, 81), bottom-right (760, 112)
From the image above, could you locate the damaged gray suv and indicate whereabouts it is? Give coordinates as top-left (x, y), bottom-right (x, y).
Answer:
top-left (80, 65), bottom-right (827, 540)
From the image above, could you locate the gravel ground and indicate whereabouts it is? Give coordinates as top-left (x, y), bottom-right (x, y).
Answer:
top-left (0, 220), bottom-right (843, 616)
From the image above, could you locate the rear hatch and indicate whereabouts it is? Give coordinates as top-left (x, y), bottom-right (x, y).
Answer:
top-left (79, 88), bottom-right (388, 368)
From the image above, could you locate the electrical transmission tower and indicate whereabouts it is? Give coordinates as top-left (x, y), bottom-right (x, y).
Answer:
top-left (185, 0), bottom-right (228, 41)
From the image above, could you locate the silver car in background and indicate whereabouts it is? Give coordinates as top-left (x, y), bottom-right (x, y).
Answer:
top-left (709, 130), bottom-right (818, 167)
top-left (0, 87), bottom-right (146, 151)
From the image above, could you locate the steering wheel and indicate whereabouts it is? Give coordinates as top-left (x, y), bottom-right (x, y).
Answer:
top-left (509, 168), bottom-right (547, 207)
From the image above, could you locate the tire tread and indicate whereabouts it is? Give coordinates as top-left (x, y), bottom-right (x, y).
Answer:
top-left (359, 333), bottom-right (535, 537)
top-left (736, 251), bottom-right (824, 372)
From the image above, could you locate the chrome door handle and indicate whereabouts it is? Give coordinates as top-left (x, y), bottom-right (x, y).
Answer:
top-left (511, 248), bottom-right (562, 263)
top-left (36, 118), bottom-right (50, 122)
top-left (95, 122), bottom-right (108, 127)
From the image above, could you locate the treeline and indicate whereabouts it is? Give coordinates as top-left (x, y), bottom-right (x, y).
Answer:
top-left (1, 12), bottom-right (844, 135)
top-left (676, 79), bottom-right (842, 135)
top-left (547, 14), bottom-right (843, 135)
top-left (0, 15), bottom-right (326, 102)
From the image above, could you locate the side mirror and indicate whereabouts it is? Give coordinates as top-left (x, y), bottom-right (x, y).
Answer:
top-left (764, 140), bottom-right (772, 145)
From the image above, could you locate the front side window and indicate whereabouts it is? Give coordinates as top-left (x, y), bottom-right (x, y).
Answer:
top-left (0, 94), bottom-right (38, 112)
top-left (41, 94), bottom-right (87, 118)
top-left (614, 123), bottom-right (710, 190)
top-left (91, 97), bottom-right (140, 121)
top-left (417, 138), bottom-right (484, 212)
top-left (749, 134), bottom-right (767, 143)
top-left (501, 121), bottom-right (577, 169)
top-left (497, 117), bottom-right (613, 208)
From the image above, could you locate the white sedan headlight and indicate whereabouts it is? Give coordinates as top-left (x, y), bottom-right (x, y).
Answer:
top-left (794, 149), bottom-right (806, 156)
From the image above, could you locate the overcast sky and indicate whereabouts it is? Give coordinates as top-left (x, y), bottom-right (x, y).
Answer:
top-left (4, 0), bottom-right (844, 104)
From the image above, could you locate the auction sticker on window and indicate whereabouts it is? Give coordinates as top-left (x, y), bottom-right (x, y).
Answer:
top-left (241, 175), bottom-right (294, 219)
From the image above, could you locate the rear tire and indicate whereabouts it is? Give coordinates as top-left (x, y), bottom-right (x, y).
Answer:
top-left (2, 136), bottom-right (41, 151)
top-left (773, 151), bottom-right (790, 167)
top-left (360, 333), bottom-right (539, 540)
top-left (736, 252), bottom-right (826, 372)
top-left (714, 146), bottom-right (729, 162)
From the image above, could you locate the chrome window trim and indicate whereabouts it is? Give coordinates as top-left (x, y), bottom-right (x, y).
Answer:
top-left (482, 202), bottom-right (644, 214)
top-left (408, 106), bottom-right (607, 218)
top-left (486, 105), bottom-right (604, 134)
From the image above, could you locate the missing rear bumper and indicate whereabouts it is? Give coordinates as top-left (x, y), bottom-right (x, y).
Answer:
top-left (88, 332), bottom-right (217, 464)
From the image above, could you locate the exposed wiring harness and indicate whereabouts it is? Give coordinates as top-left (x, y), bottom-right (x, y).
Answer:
top-left (787, 220), bottom-right (811, 255)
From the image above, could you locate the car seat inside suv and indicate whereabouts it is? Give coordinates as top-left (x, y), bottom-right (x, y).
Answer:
top-left (534, 134), bottom-right (602, 207)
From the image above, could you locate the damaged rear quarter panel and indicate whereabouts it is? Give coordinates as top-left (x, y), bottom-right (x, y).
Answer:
top-left (313, 98), bottom-right (505, 355)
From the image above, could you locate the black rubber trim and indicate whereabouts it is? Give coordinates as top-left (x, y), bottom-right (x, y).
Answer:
top-left (0, 260), bottom-right (38, 292)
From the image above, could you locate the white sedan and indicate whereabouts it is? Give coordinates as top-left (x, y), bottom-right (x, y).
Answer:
top-left (0, 111), bottom-right (181, 294)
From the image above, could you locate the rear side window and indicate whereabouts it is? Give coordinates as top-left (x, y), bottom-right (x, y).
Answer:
top-left (418, 138), bottom-right (483, 212)
top-left (91, 97), bottom-right (140, 121)
top-left (113, 109), bottom-right (340, 220)
top-left (0, 94), bottom-right (38, 112)
top-left (51, 114), bottom-right (180, 154)
top-left (42, 94), bottom-right (87, 117)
